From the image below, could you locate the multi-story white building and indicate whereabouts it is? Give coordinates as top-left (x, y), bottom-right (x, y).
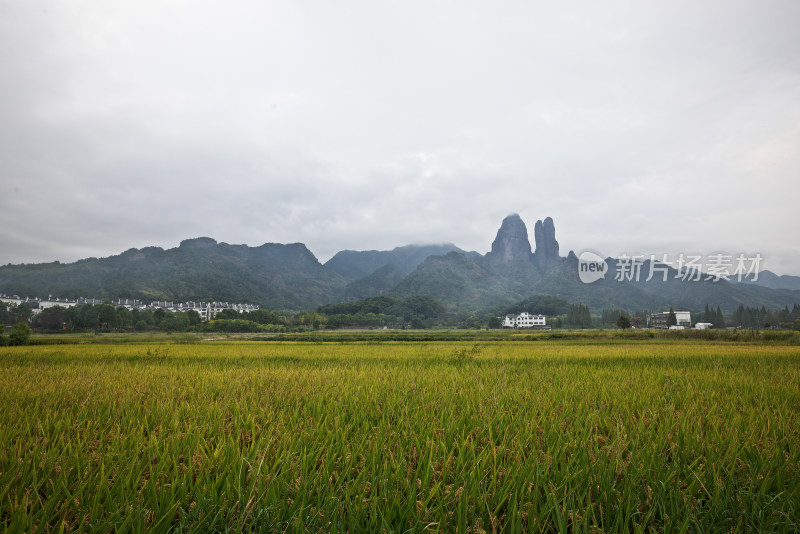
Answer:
top-left (502, 312), bottom-right (547, 328)
top-left (648, 310), bottom-right (691, 328)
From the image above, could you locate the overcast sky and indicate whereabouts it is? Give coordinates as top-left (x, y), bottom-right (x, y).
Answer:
top-left (1, 1), bottom-right (799, 274)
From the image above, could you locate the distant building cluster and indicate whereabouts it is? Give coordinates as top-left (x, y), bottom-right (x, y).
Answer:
top-left (0, 294), bottom-right (258, 322)
top-left (647, 310), bottom-right (692, 329)
top-left (502, 312), bottom-right (548, 328)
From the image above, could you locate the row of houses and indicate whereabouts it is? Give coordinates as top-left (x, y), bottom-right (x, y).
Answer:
top-left (501, 310), bottom-right (706, 329)
top-left (0, 294), bottom-right (258, 322)
top-left (0, 295), bottom-right (97, 312)
top-left (3, 293), bottom-right (710, 330)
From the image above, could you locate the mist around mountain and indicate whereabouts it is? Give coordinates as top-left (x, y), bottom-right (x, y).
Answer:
top-left (1, 215), bottom-right (798, 314)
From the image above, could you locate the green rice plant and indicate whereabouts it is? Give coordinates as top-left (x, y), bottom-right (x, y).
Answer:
top-left (0, 340), bottom-right (798, 532)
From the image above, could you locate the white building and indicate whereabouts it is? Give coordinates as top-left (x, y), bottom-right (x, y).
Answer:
top-left (1, 295), bottom-right (42, 313)
top-left (648, 310), bottom-right (692, 328)
top-left (675, 311), bottom-right (691, 326)
top-left (39, 297), bottom-right (78, 311)
top-left (502, 312), bottom-right (547, 328)
top-left (3, 293), bottom-right (259, 323)
top-left (109, 299), bottom-right (143, 310)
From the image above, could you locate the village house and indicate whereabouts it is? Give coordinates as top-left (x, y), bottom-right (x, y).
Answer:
top-left (1, 293), bottom-right (258, 322)
top-left (502, 312), bottom-right (547, 328)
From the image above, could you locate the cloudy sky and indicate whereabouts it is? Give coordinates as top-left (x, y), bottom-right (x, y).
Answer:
top-left (1, 0), bottom-right (799, 274)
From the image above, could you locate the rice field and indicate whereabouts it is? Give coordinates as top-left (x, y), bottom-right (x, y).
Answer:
top-left (1, 340), bottom-right (799, 532)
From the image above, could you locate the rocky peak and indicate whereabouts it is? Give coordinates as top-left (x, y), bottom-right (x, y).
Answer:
top-left (486, 214), bottom-right (532, 263)
top-left (533, 217), bottom-right (560, 271)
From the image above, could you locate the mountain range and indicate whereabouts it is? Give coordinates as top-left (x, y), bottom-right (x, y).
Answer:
top-left (1, 215), bottom-right (799, 313)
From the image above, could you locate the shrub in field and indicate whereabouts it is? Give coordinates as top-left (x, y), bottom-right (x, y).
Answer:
top-left (205, 319), bottom-right (285, 333)
top-left (449, 343), bottom-right (482, 363)
top-left (8, 322), bottom-right (31, 346)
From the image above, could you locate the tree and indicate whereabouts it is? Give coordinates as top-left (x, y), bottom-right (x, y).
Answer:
top-left (75, 304), bottom-right (98, 329)
top-left (0, 302), bottom-right (11, 324)
top-left (617, 315), bottom-right (631, 329)
top-left (216, 309), bottom-right (241, 320)
top-left (34, 306), bottom-right (67, 331)
top-left (742, 307), bottom-right (752, 328)
top-left (566, 303), bottom-right (592, 329)
top-left (602, 309), bottom-right (629, 327)
top-left (9, 322), bottom-right (32, 346)
top-left (13, 303), bottom-right (33, 324)
top-left (0, 324), bottom-right (7, 346)
top-left (410, 316), bottom-right (426, 329)
top-left (715, 306), bottom-right (726, 328)
top-left (487, 316), bottom-right (501, 329)
top-left (732, 304), bottom-right (744, 327)
top-left (115, 307), bottom-right (133, 329)
top-left (161, 313), bottom-right (190, 332)
top-left (186, 310), bottom-right (202, 326)
top-left (153, 308), bottom-right (166, 325)
top-left (96, 304), bottom-right (117, 329)
top-left (667, 307), bottom-right (677, 327)
top-left (297, 312), bottom-right (326, 330)
top-left (247, 309), bottom-right (282, 325)
top-left (139, 309), bottom-right (155, 326)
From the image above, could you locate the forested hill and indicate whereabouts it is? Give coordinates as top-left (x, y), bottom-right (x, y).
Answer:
top-left (0, 238), bottom-right (347, 310)
top-left (2, 217), bottom-right (799, 313)
top-left (324, 243), bottom-right (478, 281)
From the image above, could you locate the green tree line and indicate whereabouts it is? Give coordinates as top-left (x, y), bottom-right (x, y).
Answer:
top-left (730, 303), bottom-right (800, 329)
top-left (317, 296), bottom-right (446, 329)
